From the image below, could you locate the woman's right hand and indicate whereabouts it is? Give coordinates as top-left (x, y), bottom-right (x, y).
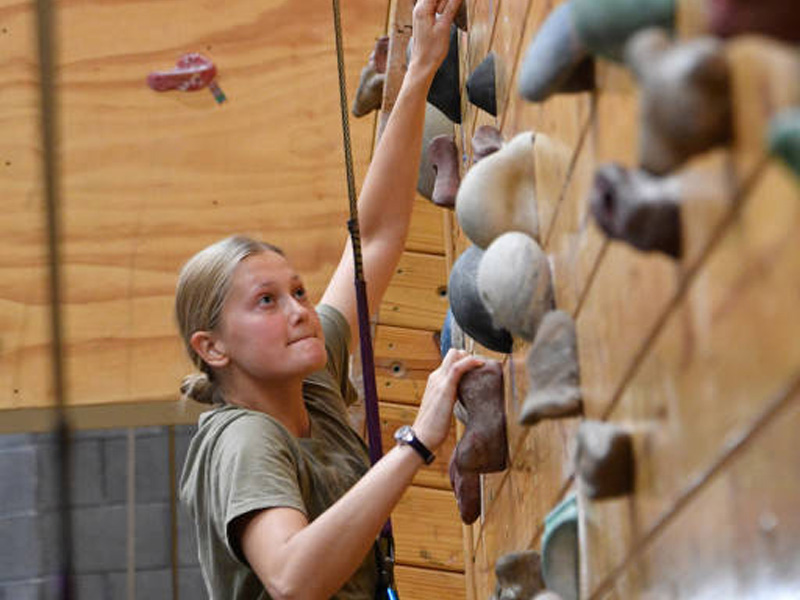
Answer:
top-left (412, 349), bottom-right (484, 452)
top-left (408, 0), bottom-right (463, 79)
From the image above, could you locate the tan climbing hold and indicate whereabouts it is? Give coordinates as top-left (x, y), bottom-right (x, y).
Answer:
top-left (490, 551), bottom-right (545, 600)
top-left (456, 131), bottom-right (538, 248)
top-left (352, 36), bottom-right (388, 118)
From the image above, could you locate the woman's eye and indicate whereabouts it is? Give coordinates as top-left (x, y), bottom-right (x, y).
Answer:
top-left (258, 294), bottom-right (274, 306)
top-left (294, 287), bottom-right (307, 300)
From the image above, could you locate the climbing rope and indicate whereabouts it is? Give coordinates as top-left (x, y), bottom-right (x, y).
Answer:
top-left (331, 1), bottom-right (398, 597)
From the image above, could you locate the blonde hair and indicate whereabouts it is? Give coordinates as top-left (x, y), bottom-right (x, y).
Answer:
top-left (175, 235), bottom-right (284, 404)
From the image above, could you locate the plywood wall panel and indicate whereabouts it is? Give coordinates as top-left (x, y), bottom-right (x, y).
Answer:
top-left (395, 565), bottom-right (466, 600)
top-left (375, 324), bottom-right (440, 406)
top-left (602, 390), bottom-right (800, 599)
top-left (407, 196), bottom-right (447, 255)
top-left (582, 164), bottom-right (800, 595)
top-left (379, 251), bottom-right (448, 331)
top-left (393, 484), bottom-right (465, 572)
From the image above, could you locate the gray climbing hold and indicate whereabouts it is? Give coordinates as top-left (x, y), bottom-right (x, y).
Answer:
top-left (589, 163), bottom-right (683, 257)
top-left (520, 310), bottom-right (583, 425)
top-left (477, 232), bottom-right (554, 342)
top-left (575, 420), bottom-right (635, 499)
top-left (449, 245), bottom-right (514, 353)
top-left (519, 1), bottom-right (594, 103)
top-left (625, 28), bottom-right (732, 175)
top-left (418, 103), bottom-right (455, 201)
top-left (456, 131), bottom-right (538, 249)
top-left (467, 52), bottom-right (498, 116)
top-left (490, 551), bottom-right (545, 600)
top-left (428, 25), bottom-right (462, 123)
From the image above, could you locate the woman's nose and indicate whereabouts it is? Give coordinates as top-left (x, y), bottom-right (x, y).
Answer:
top-left (284, 295), bottom-right (309, 323)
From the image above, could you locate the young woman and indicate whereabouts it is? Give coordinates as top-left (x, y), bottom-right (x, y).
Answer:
top-left (176, 1), bottom-right (481, 598)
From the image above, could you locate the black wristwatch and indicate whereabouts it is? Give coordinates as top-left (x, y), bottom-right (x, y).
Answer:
top-left (394, 425), bottom-right (435, 465)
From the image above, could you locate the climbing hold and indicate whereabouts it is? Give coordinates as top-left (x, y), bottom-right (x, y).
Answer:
top-left (477, 232), bottom-right (554, 342)
top-left (449, 454), bottom-right (481, 524)
top-left (449, 246), bottom-right (514, 353)
top-left (455, 1), bottom-right (468, 31)
top-left (352, 36), bottom-right (389, 117)
top-left (418, 103), bottom-right (455, 201)
top-left (428, 135), bottom-right (461, 209)
top-left (428, 25), bottom-right (462, 123)
top-left (490, 551), bottom-right (545, 600)
top-left (534, 593), bottom-right (564, 600)
top-left (541, 494), bottom-right (579, 600)
top-left (709, 0), bottom-right (800, 43)
top-left (454, 360), bottom-right (508, 473)
top-left (466, 53), bottom-right (498, 116)
top-left (626, 28), bottom-right (732, 175)
top-left (589, 163), bottom-right (683, 257)
top-left (571, 0), bottom-right (675, 62)
top-left (456, 132), bottom-right (538, 249)
top-left (519, 1), bottom-right (595, 103)
top-left (520, 310), bottom-right (582, 426)
top-left (768, 108), bottom-right (800, 180)
top-left (574, 420), bottom-right (635, 499)
top-left (147, 53), bottom-right (225, 102)
top-left (471, 125), bottom-right (504, 163)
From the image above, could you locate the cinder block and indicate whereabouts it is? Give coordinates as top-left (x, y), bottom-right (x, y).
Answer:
top-left (0, 447), bottom-right (37, 513)
top-left (104, 432), bottom-right (171, 504)
top-left (41, 574), bottom-right (108, 600)
top-left (108, 568), bottom-right (172, 600)
top-left (134, 503), bottom-right (172, 570)
top-left (0, 514), bottom-right (42, 579)
top-left (179, 566), bottom-right (209, 599)
top-left (0, 580), bottom-right (39, 600)
top-left (0, 433), bottom-right (34, 449)
top-left (37, 438), bottom-right (105, 509)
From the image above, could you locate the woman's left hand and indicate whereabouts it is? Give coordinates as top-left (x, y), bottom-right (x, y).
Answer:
top-left (409, 0), bottom-right (462, 78)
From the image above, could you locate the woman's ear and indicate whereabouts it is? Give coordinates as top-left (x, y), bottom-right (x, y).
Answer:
top-left (190, 330), bottom-right (230, 368)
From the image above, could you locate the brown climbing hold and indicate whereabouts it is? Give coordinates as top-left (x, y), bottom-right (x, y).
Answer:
top-left (454, 360), bottom-right (508, 473)
top-left (626, 28), bottom-right (732, 175)
top-left (574, 420), bottom-right (635, 499)
top-left (419, 103), bottom-right (456, 202)
top-left (477, 232), bottom-right (554, 342)
top-left (491, 551), bottom-right (546, 600)
top-left (471, 125), bottom-right (504, 163)
top-left (589, 163), bottom-right (682, 258)
top-left (352, 36), bottom-right (389, 118)
top-left (449, 454), bottom-right (481, 524)
top-left (428, 134), bottom-right (461, 209)
top-left (709, 0), bottom-right (800, 43)
top-left (520, 310), bottom-right (582, 426)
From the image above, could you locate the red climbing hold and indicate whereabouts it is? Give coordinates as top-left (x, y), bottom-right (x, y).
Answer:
top-left (147, 53), bottom-right (218, 93)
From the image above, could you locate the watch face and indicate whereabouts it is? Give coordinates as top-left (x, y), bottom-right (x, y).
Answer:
top-left (396, 425), bottom-right (413, 443)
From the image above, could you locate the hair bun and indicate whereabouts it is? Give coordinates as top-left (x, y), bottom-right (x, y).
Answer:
top-left (180, 372), bottom-right (217, 405)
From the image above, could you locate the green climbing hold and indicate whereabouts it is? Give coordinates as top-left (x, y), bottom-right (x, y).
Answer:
top-left (768, 108), bottom-right (800, 180)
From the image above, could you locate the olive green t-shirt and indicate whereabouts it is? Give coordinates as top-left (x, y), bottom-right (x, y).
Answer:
top-left (179, 304), bottom-right (377, 600)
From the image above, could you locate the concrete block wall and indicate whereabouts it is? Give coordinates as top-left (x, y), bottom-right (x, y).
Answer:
top-left (0, 425), bottom-right (205, 599)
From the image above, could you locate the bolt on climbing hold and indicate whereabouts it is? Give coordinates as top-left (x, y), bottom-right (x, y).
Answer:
top-left (518, 1), bottom-right (595, 103)
top-left (418, 103), bottom-right (455, 202)
top-left (477, 232), bottom-right (554, 342)
top-left (448, 245), bottom-right (514, 353)
top-left (147, 53), bottom-right (226, 104)
top-left (574, 420), bottom-right (635, 499)
top-left (626, 28), bottom-right (732, 175)
top-left (490, 551), bottom-right (545, 600)
top-left (541, 494), bottom-right (579, 600)
top-left (768, 108), bottom-right (800, 180)
top-left (466, 52), bottom-right (498, 116)
top-left (520, 310), bottom-right (583, 425)
top-left (456, 131), bottom-right (538, 249)
top-left (427, 25), bottom-right (461, 123)
top-left (589, 163), bottom-right (683, 257)
top-left (453, 360), bottom-right (508, 474)
top-left (471, 125), bottom-right (504, 163)
top-left (352, 36), bottom-right (389, 117)
top-left (428, 135), bottom-right (461, 209)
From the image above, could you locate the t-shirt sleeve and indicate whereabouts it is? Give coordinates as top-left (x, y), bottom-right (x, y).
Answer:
top-left (211, 414), bottom-right (307, 564)
top-left (315, 304), bottom-right (359, 407)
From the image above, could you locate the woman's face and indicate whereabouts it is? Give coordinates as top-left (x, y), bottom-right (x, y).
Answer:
top-left (214, 251), bottom-right (326, 384)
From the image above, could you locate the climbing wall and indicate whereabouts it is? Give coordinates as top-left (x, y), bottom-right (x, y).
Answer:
top-left (447, 1), bottom-right (800, 599)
